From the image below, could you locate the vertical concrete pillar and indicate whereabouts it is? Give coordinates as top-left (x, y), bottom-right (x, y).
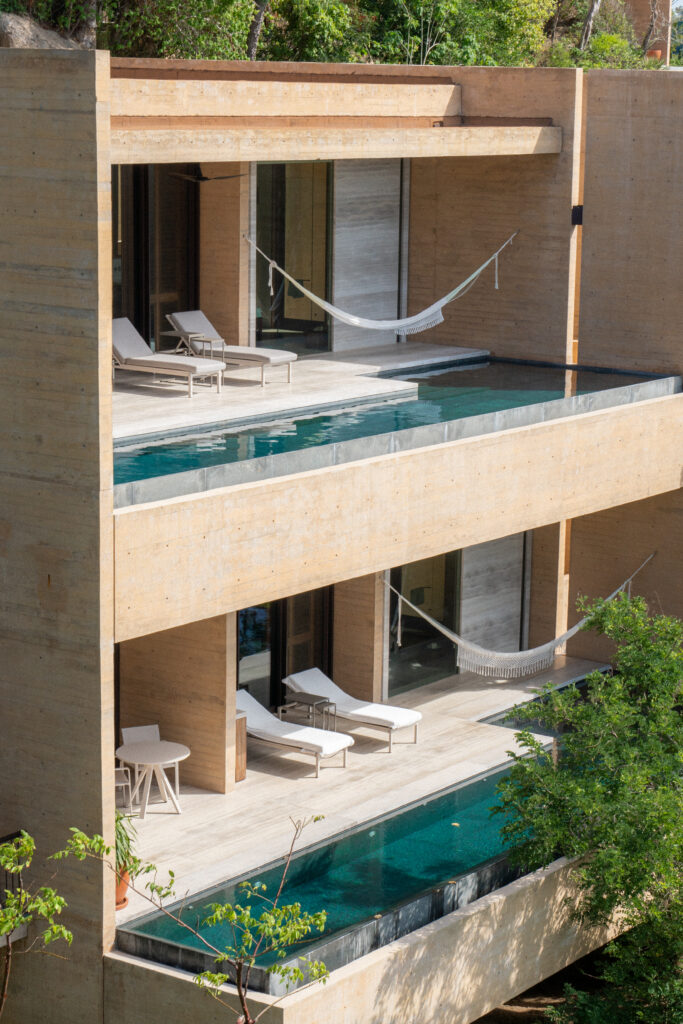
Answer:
top-left (332, 574), bottom-right (386, 701)
top-left (0, 49), bottom-right (114, 1024)
top-left (198, 162), bottom-right (250, 346)
top-left (119, 614), bottom-right (237, 793)
top-left (527, 523), bottom-right (570, 648)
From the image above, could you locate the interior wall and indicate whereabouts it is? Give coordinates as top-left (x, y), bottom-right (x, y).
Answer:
top-left (331, 159), bottom-right (401, 350)
top-left (578, 71), bottom-right (682, 374)
top-left (566, 490), bottom-right (683, 663)
top-left (460, 534), bottom-right (525, 651)
top-left (332, 573), bottom-right (385, 701)
top-left (0, 49), bottom-right (114, 1024)
top-left (119, 614), bottom-right (237, 793)
top-left (199, 161), bottom-right (250, 345)
top-left (408, 67), bottom-right (583, 362)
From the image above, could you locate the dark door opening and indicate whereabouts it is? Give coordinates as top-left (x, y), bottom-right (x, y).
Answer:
top-left (237, 587), bottom-right (333, 708)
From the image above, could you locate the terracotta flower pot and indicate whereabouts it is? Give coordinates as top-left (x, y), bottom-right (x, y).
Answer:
top-left (115, 869), bottom-right (130, 910)
top-left (647, 49), bottom-right (662, 60)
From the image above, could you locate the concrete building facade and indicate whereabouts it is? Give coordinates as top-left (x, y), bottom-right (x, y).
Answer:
top-left (1, 47), bottom-right (682, 1024)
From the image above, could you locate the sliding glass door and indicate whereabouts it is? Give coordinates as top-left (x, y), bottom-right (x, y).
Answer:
top-left (388, 553), bottom-right (461, 697)
top-left (112, 164), bottom-right (198, 350)
top-left (255, 163), bottom-right (331, 356)
top-left (238, 587), bottom-right (332, 708)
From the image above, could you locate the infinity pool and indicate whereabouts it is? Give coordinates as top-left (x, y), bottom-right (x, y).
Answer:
top-left (120, 767), bottom-right (510, 974)
top-left (114, 361), bottom-right (651, 485)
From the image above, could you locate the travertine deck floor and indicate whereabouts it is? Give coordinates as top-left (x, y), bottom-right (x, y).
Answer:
top-left (117, 655), bottom-right (604, 925)
top-left (113, 342), bottom-right (487, 442)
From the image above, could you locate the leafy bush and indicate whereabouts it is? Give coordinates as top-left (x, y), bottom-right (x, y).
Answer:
top-left (580, 32), bottom-right (650, 68)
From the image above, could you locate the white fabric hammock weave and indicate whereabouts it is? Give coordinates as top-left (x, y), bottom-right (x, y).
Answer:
top-left (244, 232), bottom-right (518, 336)
top-left (387, 555), bottom-right (653, 679)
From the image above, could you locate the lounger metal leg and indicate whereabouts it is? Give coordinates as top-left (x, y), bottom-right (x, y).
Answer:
top-left (288, 363), bottom-right (292, 384)
top-left (343, 748), bottom-right (347, 768)
top-left (413, 723), bottom-right (419, 744)
top-left (216, 372), bottom-right (222, 394)
top-left (315, 753), bottom-right (320, 778)
top-left (388, 730), bottom-right (393, 753)
top-left (261, 365), bottom-right (265, 388)
top-left (188, 376), bottom-right (193, 398)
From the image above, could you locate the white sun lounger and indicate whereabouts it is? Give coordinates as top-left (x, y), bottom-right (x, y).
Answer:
top-left (113, 318), bottom-right (225, 398)
top-left (283, 668), bottom-right (421, 752)
top-left (166, 310), bottom-right (297, 387)
top-left (236, 688), bottom-right (353, 777)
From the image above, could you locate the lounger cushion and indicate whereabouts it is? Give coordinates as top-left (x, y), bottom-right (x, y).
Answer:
top-left (113, 317), bottom-right (155, 361)
top-left (284, 668), bottom-right (422, 731)
top-left (169, 310), bottom-right (297, 366)
top-left (191, 343), bottom-right (297, 367)
top-left (122, 354), bottom-right (225, 374)
top-left (113, 318), bottom-right (225, 374)
top-left (236, 688), bottom-right (353, 757)
top-left (168, 310), bottom-right (221, 342)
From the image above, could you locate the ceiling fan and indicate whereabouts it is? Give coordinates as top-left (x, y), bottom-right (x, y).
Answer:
top-left (169, 169), bottom-right (247, 184)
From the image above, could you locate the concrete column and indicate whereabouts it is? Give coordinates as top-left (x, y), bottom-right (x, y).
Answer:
top-left (198, 162), bottom-right (250, 346)
top-left (527, 523), bottom-right (567, 648)
top-left (0, 48), bottom-right (114, 1024)
top-left (120, 613), bottom-right (237, 793)
top-left (332, 573), bottom-right (386, 701)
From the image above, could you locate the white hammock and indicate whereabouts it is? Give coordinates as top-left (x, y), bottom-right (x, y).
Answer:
top-left (387, 554), bottom-right (654, 679)
top-left (244, 232), bottom-right (518, 336)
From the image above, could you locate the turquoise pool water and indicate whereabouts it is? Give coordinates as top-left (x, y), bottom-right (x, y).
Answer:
top-left (114, 362), bottom-right (648, 485)
top-left (122, 767), bottom-right (509, 964)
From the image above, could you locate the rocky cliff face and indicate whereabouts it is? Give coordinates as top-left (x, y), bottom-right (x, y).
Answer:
top-left (0, 11), bottom-right (93, 49)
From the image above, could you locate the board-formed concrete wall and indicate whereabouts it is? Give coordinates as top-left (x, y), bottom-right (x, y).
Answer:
top-left (102, 857), bottom-right (618, 1024)
top-left (331, 159), bottom-right (402, 350)
top-left (0, 49), bottom-right (115, 1024)
top-left (114, 394), bottom-right (683, 641)
top-left (198, 161), bottom-right (250, 347)
top-left (567, 489), bottom-right (683, 663)
top-left (460, 534), bottom-right (525, 652)
top-left (408, 67), bottom-right (583, 364)
top-left (578, 70), bottom-right (683, 375)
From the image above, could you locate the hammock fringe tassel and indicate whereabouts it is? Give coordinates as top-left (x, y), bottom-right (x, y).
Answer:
top-left (387, 553), bottom-right (654, 679)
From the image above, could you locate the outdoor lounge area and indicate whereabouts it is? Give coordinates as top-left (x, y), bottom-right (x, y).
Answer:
top-left (112, 341), bottom-right (487, 441)
top-left (116, 654), bottom-right (605, 927)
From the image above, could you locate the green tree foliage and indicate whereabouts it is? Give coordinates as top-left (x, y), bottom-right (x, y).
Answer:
top-left (56, 817), bottom-right (327, 1024)
top-left (544, 0), bottom-right (657, 67)
top-left (494, 594), bottom-right (683, 1024)
top-left (0, 832), bottom-right (72, 1021)
top-left (324, 1), bottom-right (557, 67)
top-left (260, 0), bottom-right (356, 62)
top-left (670, 8), bottom-right (683, 66)
top-left (0, 0), bottom-right (659, 67)
top-left (546, 915), bottom-right (683, 1024)
top-left (0, 0), bottom-right (94, 37)
top-left (98, 0), bottom-right (253, 59)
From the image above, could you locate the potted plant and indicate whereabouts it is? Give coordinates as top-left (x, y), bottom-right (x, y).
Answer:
top-left (114, 813), bottom-right (137, 910)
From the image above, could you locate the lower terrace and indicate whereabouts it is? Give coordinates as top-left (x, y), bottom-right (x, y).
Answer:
top-left (116, 654), bottom-right (604, 927)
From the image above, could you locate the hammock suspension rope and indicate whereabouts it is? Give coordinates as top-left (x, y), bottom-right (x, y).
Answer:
top-left (244, 231), bottom-right (518, 336)
top-left (387, 553), bottom-right (654, 679)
